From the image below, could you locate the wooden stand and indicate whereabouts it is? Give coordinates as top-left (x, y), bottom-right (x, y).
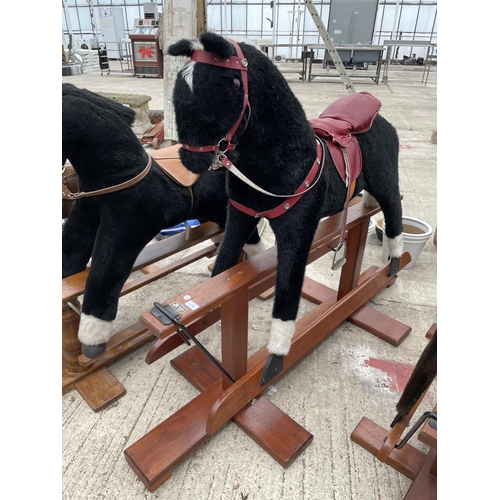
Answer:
top-left (62, 222), bottom-right (224, 411)
top-left (350, 326), bottom-right (437, 499)
top-left (124, 201), bottom-right (413, 492)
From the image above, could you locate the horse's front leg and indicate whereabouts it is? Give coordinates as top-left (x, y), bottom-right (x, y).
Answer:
top-left (212, 206), bottom-right (259, 277)
top-left (77, 225), bottom-right (154, 357)
top-left (261, 213), bottom-right (319, 384)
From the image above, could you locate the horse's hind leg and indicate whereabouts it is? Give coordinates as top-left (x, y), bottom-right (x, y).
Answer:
top-left (364, 190), bottom-right (404, 275)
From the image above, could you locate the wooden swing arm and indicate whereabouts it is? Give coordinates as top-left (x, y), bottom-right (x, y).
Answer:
top-left (127, 200), bottom-right (412, 492)
top-left (375, 391), bottom-right (427, 463)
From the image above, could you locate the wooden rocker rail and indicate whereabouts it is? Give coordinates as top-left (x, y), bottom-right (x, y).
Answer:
top-left (124, 200), bottom-right (412, 492)
top-left (62, 221), bottom-right (224, 411)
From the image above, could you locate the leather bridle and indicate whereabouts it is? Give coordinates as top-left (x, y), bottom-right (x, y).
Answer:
top-left (180, 39), bottom-right (250, 158)
top-left (179, 39), bottom-right (325, 220)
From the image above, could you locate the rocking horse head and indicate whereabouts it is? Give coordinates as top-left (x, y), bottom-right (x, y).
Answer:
top-left (168, 33), bottom-right (316, 184)
top-left (168, 33), bottom-right (292, 177)
top-left (167, 33), bottom-right (252, 174)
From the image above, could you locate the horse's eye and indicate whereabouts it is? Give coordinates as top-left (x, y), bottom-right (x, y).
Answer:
top-left (233, 78), bottom-right (241, 91)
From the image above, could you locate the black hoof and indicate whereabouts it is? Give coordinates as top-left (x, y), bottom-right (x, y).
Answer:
top-left (82, 342), bottom-right (107, 358)
top-left (390, 413), bottom-right (403, 428)
top-left (260, 354), bottom-right (284, 386)
top-left (387, 257), bottom-right (400, 277)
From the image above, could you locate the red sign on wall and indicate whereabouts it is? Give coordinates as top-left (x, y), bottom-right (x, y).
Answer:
top-left (133, 42), bottom-right (157, 62)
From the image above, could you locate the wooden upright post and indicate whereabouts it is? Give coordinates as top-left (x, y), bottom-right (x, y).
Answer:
top-left (162, 0), bottom-right (206, 142)
top-left (196, 0), bottom-right (207, 37)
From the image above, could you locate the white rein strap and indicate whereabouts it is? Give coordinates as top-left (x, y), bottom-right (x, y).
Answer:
top-left (213, 140), bottom-right (324, 199)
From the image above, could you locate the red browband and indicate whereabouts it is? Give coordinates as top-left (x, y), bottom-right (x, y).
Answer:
top-left (190, 49), bottom-right (248, 72)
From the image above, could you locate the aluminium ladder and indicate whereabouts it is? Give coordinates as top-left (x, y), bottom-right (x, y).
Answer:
top-left (303, 0), bottom-right (356, 94)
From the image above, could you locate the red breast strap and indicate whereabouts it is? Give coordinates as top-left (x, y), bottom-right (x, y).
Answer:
top-left (230, 142), bottom-right (323, 219)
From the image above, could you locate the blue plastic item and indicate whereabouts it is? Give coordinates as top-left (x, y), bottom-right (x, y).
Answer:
top-left (159, 219), bottom-right (201, 236)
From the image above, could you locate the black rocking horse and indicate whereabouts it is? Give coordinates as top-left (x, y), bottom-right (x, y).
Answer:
top-left (62, 83), bottom-right (265, 358)
top-left (167, 32), bottom-right (404, 383)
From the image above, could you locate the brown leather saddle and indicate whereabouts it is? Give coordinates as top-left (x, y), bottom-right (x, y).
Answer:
top-left (309, 91), bottom-right (381, 186)
top-left (150, 145), bottom-right (200, 212)
top-left (149, 145), bottom-right (200, 187)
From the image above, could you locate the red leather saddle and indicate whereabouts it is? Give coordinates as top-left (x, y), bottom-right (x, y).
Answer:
top-left (309, 91), bottom-right (381, 185)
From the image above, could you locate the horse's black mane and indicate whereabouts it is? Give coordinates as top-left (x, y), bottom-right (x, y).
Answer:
top-left (62, 82), bottom-right (136, 127)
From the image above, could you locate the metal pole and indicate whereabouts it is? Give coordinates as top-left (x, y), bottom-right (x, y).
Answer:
top-left (223, 0), bottom-right (228, 37)
top-left (303, 0), bottom-right (356, 93)
top-left (62, 0), bottom-right (73, 36)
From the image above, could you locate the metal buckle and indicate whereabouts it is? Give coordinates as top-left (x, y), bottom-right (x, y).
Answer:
top-left (217, 137), bottom-right (229, 153)
top-left (331, 243), bottom-right (346, 270)
top-left (210, 139), bottom-right (230, 170)
top-left (211, 150), bottom-right (224, 170)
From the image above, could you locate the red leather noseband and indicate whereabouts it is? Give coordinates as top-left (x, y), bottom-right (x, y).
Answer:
top-left (181, 40), bottom-right (250, 154)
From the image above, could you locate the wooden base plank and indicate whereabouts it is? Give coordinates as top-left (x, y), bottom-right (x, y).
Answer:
top-left (349, 305), bottom-right (412, 346)
top-left (300, 276), bottom-right (337, 304)
top-left (124, 380), bottom-right (223, 492)
top-left (75, 367), bottom-right (126, 412)
top-left (350, 417), bottom-right (425, 480)
top-left (63, 323), bottom-right (154, 395)
top-left (170, 346), bottom-right (221, 392)
top-left (172, 346), bottom-right (313, 468)
top-left (233, 396), bottom-right (313, 468)
top-left (301, 274), bottom-right (411, 346)
top-left (257, 286), bottom-right (275, 301)
top-left (425, 323), bottom-right (437, 339)
top-left (403, 449), bottom-right (437, 500)
top-left (418, 405), bottom-right (437, 450)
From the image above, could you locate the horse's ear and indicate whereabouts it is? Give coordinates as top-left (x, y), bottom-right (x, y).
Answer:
top-left (199, 32), bottom-right (234, 59)
top-left (167, 39), bottom-right (198, 57)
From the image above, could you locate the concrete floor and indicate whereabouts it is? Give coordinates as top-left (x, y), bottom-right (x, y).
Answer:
top-left (62, 58), bottom-right (437, 499)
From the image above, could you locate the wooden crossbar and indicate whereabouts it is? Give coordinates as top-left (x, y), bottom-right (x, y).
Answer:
top-left (62, 222), bottom-right (224, 303)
